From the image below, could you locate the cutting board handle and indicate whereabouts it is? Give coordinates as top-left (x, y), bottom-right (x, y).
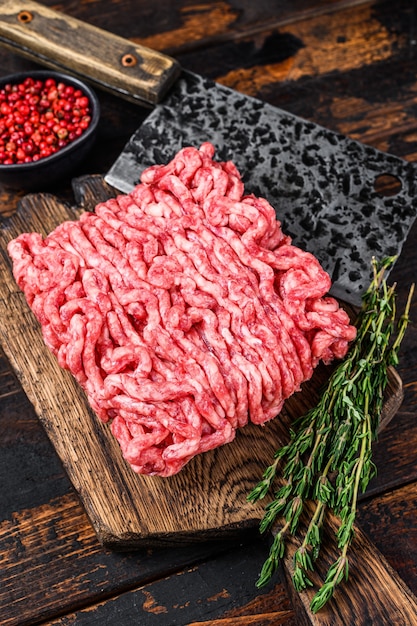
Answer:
top-left (0, 0), bottom-right (181, 105)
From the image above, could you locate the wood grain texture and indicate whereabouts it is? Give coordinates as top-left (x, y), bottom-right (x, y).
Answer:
top-left (357, 481), bottom-right (417, 593)
top-left (43, 539), bottom-right (295, 626)
top-left (282, 506), bottom-right (417, 625)
top-left (0, 0), bottom-right (180, 104)
top-left (0, 491), bottom-right (258, 626)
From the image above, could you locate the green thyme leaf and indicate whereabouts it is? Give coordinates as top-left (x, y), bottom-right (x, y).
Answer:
top-left (248, 256), bottom-right (414, 611)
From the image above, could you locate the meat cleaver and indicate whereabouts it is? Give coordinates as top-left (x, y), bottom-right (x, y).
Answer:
top-left (1, 1), bottom-right (417, 306)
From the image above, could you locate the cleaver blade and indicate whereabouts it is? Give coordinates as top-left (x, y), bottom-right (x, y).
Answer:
top-left (0, 2), bottom-right (416, 305)
top-left (105, 71), bottom-right (417, 306)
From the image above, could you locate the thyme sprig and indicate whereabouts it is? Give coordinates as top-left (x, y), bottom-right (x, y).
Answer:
top-left (248, 256), bottom-right (414, 613)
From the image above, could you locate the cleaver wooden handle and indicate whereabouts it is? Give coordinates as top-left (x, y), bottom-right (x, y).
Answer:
top-left (0, 0), bottom-right (181, 105)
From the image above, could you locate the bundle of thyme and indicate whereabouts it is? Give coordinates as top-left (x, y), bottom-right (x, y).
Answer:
top-left (248, 256), bottom-right (414, 612)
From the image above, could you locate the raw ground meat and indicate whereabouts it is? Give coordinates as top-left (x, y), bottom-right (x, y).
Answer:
top-left (8, 143), bottom-right (356, 477)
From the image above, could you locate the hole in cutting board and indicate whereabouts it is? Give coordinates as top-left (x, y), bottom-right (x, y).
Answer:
top-left (374, 173), bottom-right (402, 197)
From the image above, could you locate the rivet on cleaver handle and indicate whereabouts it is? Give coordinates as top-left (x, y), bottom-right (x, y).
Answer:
top-left (0, 0), bottom-right (181, 105)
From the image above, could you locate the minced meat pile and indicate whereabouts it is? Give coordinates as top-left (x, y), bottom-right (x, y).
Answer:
top-left (8, 143), bottom-right (356, 476)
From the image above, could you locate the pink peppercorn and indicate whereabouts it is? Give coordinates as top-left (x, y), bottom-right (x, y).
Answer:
top-left (0, 76), bottom-right (91, 165)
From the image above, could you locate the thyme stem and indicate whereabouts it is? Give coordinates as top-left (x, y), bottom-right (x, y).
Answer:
top-left (248, 257), bottom-right (414, 611)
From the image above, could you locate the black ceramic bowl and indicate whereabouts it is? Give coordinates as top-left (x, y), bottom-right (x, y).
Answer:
top-left (0, 70), bottom-right (100, 191)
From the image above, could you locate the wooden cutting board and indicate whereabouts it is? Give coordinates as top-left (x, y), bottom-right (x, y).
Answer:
top-left (1, 175), bottom-right (417, 624)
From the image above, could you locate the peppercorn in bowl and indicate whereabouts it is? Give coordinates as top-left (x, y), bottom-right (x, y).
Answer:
top-left (0, 70), bottom-right (100, 190)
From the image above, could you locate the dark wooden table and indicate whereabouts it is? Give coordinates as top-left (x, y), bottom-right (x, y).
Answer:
top-left (1, 1), bottom-right (417, 624)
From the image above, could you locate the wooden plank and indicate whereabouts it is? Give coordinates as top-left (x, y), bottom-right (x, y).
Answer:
top-left (277, 480), bottom-right (417, 624)
top-left (176, 0), bottom-right (417, 165)
top-left (357, 481), bottom-right (417, 593)
top-left (364, 409), bottom-right (417, 497)
top-left (41, 538), bottom-right (296, 626)
top-left (282, 516), bottom-right (417, 625)
top-left (0, 1), bottom-right (384, 108)
top-left (25, 484), bottom-right (417, 625)
top-left (0, 492), bottom-right (249, 626)
top-left (0, 1), bottom-right (380, 62)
